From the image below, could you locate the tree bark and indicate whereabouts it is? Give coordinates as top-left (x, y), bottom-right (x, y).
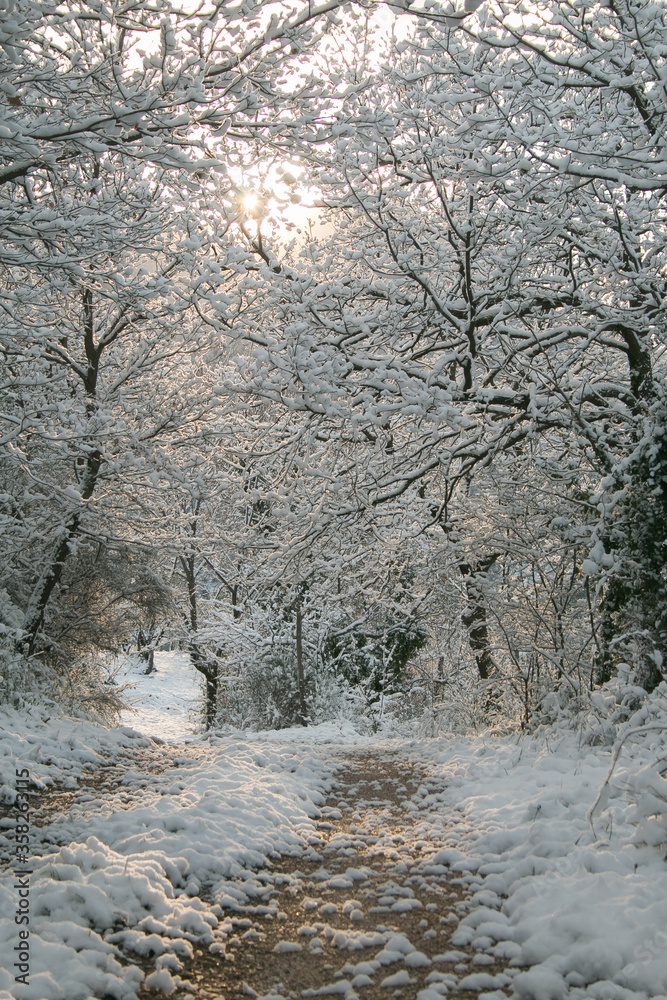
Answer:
top-left (295, 599), bottom-right (308, 726)
top-left (20, 449), bottom-right (101, 654)
top-left (459, 554), bottom-right (500, 711)
top-left (180, 534), bottom-right (219, 730)
top-left (204, 670), bottom-right (218, 730)
top-left (20, 287), bottom-right (103, 655)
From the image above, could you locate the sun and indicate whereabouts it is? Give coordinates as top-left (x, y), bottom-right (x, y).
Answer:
top-left (230, 167), bottom-right (325, 242)
top-left (241, 192), bottom-right (260, 213)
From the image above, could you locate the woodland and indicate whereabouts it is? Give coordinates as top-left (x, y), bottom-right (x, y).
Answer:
top-left (1, 0), bottom-right (666, 735)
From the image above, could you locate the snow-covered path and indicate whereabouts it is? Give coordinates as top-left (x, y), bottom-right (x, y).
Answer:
top-left (115, 652), bottom-right (203, 742)
top-left (1, 709), bottom-right (667, 1000)
top-left (167, 750), bottom-right (513, 1000)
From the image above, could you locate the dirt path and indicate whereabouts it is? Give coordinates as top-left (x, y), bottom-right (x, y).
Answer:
top-left (137, 751), bottom-right (515, 1000)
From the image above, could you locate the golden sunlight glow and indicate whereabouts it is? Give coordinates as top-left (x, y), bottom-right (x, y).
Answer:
top-left (242, 193), bottom-right (260, 213)
top-left (229, 165), bottom-right (326, 243)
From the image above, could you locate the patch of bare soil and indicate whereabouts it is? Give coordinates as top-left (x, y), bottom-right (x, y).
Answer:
top-left (136, 752), bottom-right (514, 1000)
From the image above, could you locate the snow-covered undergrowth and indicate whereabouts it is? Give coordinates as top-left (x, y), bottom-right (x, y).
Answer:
top-left (0, 708), bottom-right (351, 1000)
top-left (410, 697), bottom-right (667, 1000)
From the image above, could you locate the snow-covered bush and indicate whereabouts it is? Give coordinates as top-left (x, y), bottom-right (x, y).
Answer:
top-left (215, 648), bottom-right (356, 731)
top-left (41, 545), bottom-right (171, 664)
top-left (237, 651), bottom-right (317, 729)
top-left (3, 544), bottom-right (170, 718)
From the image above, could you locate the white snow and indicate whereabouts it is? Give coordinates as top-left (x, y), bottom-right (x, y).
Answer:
top-left (116, 652), bottom-right (203, 741)
top-left (380, 968), bottom-right (413, 987)
top-left (2, 691), bottom-right (667, 1000)
top-left (403, 722), bottom-right (667, 1000)
top-left (0, 709), bottom-right (347, 1000)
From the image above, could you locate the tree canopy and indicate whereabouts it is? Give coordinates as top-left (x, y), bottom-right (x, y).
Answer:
top-left (2, 0), bottom-right (666, 727)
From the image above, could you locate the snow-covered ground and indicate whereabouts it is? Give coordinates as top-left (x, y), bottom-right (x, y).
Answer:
top-left (408, 730), bottom-right (667, 1000)
top-left (0, 708), bottom-right (350, 1000)
top-left (0, 690), bottom-right (666, 1000)
top-left (116, 652), bottom-right (203, 741)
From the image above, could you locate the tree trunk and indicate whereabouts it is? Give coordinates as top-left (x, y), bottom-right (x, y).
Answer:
top-left (295, 600), bottom-right (308, 726)
top-left (186, 638), bottom-right (219, 729)
top-left (459, 555), bottom-right (500, 710)
top-left (179, 531), bottom-right (219, 730)
top-left (204, 669), bottom-right (218, 730)
top-left (20, 288), bottom-right (103, 655)
top-left (20, 450), bottom-right (101, 654)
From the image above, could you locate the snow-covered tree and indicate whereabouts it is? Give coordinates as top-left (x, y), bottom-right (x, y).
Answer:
top-left (5, 0), bottom-right (667, 723)
top-left (216, 3), bottom-right (667, 699)
top-left (0, 0), bottom-right (361, 695)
